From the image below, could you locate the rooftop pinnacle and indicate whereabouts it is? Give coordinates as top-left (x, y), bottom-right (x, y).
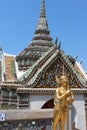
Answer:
top-left (40, 0), bottom-right (46, 18)
top-left (34, 0), bottom-right (52, 40)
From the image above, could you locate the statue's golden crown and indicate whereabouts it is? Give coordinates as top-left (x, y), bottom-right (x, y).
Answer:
top-left (60, 75), bottom-right (69, 83)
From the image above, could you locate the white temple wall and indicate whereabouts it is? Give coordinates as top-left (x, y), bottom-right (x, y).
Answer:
top-left (73, 93), bottom-right (86, 130)
top-left (29, 94), bottom-right (53, 110)
top-left (29, 92), bottom-right (86, 130)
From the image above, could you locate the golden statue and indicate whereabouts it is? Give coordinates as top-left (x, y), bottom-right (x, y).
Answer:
top-left (52, 74), bottom-right (75, 130)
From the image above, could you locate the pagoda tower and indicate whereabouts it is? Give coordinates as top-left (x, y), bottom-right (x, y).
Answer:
top-left (16, 0), bottom-right (54, 71)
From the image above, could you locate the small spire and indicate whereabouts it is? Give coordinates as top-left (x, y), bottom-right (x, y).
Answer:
top-left (40, 0), bottom-right (46, 18)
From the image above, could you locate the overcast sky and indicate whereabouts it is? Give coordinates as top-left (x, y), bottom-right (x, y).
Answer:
top-left (0, 0), bottom-right (87, 70)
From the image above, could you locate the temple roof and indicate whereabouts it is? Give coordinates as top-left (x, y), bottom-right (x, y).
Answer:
top-left (1, 52), bottom-right (17, 82)
top-left (1, 47), bottom-right (87, 89)
top-left (17, 46), bottom-right (87, 89)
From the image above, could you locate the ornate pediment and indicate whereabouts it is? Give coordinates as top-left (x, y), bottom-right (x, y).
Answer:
top-left (36, 53), bottom-right (84, 88)
top-left (18, 47), bottom-right (87, 89)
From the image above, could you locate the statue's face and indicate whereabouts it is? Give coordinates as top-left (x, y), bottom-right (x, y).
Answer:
top-left (60, 76), bottom-right (69, 87)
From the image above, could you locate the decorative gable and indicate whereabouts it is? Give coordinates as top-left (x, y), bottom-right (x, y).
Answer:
top-left (37, 54), bottom-right (81, 88)
top-left (18, 48), bottom-right (87, 89)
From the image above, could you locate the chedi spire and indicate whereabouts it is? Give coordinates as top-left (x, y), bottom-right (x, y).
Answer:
top-left (33, 0), bottom-right (52, 42)
top-left (40, 0), bottom-right (46, 18)
top-left (16, 0), bottom-right (53, 71)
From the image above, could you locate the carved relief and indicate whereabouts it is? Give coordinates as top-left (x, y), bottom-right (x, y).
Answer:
top-left (37, 57), bottom-right (79, 88)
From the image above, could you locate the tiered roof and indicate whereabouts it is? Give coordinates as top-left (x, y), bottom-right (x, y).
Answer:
top-left (16, 0), bottom-right (54, 71)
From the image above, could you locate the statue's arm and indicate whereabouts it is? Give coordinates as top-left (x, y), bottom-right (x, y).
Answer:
top-left (56, 89), bottom-right (70, 100)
